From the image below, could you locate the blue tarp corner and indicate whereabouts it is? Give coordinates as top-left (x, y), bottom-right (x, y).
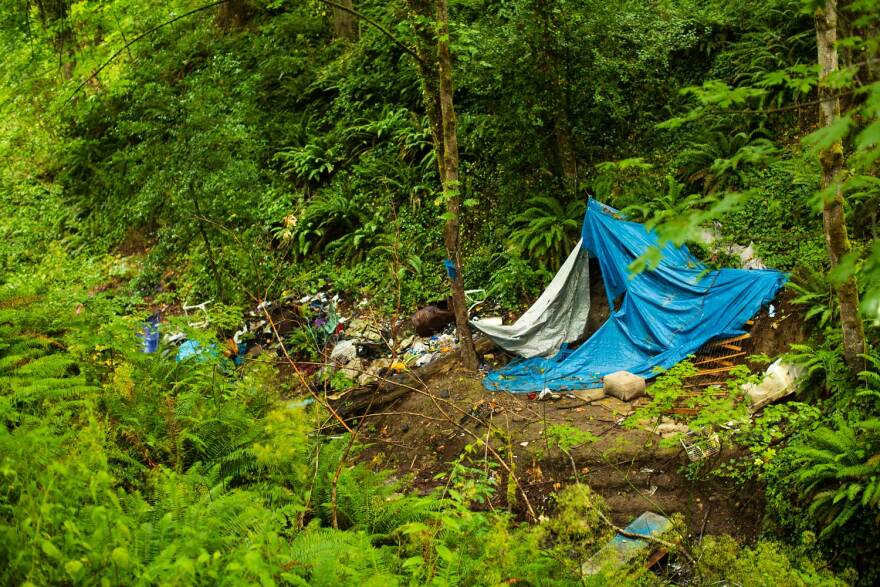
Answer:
top-left (484, 199), bottom-right (786, 392)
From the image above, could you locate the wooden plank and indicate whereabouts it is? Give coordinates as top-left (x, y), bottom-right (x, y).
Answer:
top-left (692, 365), bottom-right (737, 377)
top-left (713, 333), bottom-right (751, 346)
top-left (645, 548), bottom-right (668, 569)
top-left (679, 392), bottom-right (731, 398)
top-left (683, 381), bottom-right (726, 389)
top-left (667, 407), bottom-right (699, 415)
top-left (695, 351), bottom-right (746, 366)
top-left (720, 343), bottom-right (742, 351)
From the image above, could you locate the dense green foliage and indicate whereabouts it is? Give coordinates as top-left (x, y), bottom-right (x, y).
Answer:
top-left (0, 273), bottom-right (578, 585)
top-left (1, 0), bottom-right (879, 584)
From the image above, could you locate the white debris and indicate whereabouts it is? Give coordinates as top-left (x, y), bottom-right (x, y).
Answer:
top-left (697, 227), bottom-right (765, 269)
top-left (474, 316), bottom-right (503, 327)
top-left (743, 359), bottom-right (805, 412)
top-left (655, 417), bottom-right (690, 438)
top-left (330, 339), bottom-right (358, 364)
top-left (603, 371), bottom-right (646, 401)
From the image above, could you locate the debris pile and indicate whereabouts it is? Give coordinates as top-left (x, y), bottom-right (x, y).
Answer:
top-left (138, 292), bottom-right (468, 392)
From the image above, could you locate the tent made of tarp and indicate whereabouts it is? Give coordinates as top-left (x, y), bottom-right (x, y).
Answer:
top-left (484, 199), bottom-right (786, 392)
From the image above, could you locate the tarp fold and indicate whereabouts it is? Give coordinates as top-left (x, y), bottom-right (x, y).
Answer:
top-left (471, 240), bottom-right (590, 358)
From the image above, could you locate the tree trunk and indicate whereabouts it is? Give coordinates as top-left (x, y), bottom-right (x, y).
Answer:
top-left (332, 0), bottom-right (358, 41)
top-left (815, 0), bottom-right (866, 370)
top-left (436, 0), bottom-right (478, 371)
top-left (36, 0), bottom-right (75, 78)
top-left (536, 0), bottom-right (577, 193)
top-left (404, 0), bottom-right (446, 182)
top-left (216, 0), bottom-right (248, 29)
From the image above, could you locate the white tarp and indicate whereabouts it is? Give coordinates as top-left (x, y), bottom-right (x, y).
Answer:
top-left (471, 240), bottom-right (590, 358)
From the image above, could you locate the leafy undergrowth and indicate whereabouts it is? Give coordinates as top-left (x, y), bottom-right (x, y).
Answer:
top-left (0, 258), bottom-right (853, 586)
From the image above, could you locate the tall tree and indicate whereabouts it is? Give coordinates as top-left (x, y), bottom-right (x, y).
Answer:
top-left (331, 0), bottom-right (358, 41)
top-left (436, 0), bottom-right (478, 370)
top-left (216, 0), bottom-right (248, 29)
top-left (814, 0), bottom-right (867, 369)
top-left (34, 0), bottom-right (75, 78)
top-left (403, 0), bottom-right (477, 370)
top-left (404, 0), bottom-right (445, 181)
top-left (534, 0), bottom-right (577, 192)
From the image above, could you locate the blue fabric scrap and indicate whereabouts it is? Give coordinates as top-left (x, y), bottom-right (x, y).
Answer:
top-left (443, 258), bottom-right (458, 281)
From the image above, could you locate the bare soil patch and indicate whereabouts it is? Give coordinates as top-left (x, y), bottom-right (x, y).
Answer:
top-left (356, 364), bottom-right (763, 541)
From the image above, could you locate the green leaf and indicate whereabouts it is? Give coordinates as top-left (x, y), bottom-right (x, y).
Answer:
top-left (111, 546), bottom-right (130, 568)
top-left (802, 115), bottom-right (853, 154)
top-left (435, 544), bottom-right (456, 564)
top-left (65, 560), bottom-right (84, 577)
top-left (41, 540), bottom-right (62, 560)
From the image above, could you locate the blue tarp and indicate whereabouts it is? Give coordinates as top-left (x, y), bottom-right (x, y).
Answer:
top-left (484, 199), bottom-right (787, 392)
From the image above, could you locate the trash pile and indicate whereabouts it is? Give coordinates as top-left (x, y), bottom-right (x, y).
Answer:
top-left (329, 321), bottom-right (461, 386)
top-left (137, 291), bottom-right (466, 388)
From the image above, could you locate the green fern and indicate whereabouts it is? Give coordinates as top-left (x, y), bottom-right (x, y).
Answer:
top-left (790, 419), bottom-right (880, 538)
top-left (509, 196), bottom-right (584, 270)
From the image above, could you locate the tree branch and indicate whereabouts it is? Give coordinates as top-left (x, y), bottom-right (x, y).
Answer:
top-left (65, 0), bottom-right (230, 104)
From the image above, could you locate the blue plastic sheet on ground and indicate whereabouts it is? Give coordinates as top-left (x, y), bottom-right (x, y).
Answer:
top-left (484, 199), bottom-right (787, 392)
top-left (176, 339), bottom-right (219, 363)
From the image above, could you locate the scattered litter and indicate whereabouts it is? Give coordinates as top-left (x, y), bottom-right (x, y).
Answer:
top-left (139, 313), bottom-right (161, 353)
top-left (473, 316), bottom-right (503, 327)
top-left (464, 288), bottom-right (486, 311)
top-left (655, 417), bottom-right (690, 438)
top-left (176, 339), bottom-right (219, 363)
top-left (645, 485), bottom-right (658, 497)
top-left (414, 352), bottom-right (439, 367)
top-left (346, 317), bottom-right (383, 342)
top-left (768, 304), bottom-right (776, 318)
top-left (519, 441), bottom-right (529, 447)
top-left (681, 430), bottom-right (721, 462)
top-left (537, 388), bottom-right (561, 401)
top-left (330, 339), bottom-right (358, 363)
top-left (639, 467), bottom-right (657, 474)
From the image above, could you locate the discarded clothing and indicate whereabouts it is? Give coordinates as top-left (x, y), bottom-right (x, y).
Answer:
top-left (471, 239), bottom-right (591, 358)
top-left (484, 199), bottom-right (786, 392)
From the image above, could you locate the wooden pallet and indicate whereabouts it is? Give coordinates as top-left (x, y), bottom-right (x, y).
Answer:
top-left (666, 330), bottom-right (755, 416)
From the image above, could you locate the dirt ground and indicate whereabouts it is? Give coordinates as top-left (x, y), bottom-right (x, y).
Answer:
top-left (356, 362), bottom-right (765, 542)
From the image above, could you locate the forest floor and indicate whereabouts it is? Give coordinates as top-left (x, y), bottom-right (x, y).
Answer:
top-left (356, 362), bottom-right (764, 541)
top-left (349, 297), bottom-right (805, 541)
